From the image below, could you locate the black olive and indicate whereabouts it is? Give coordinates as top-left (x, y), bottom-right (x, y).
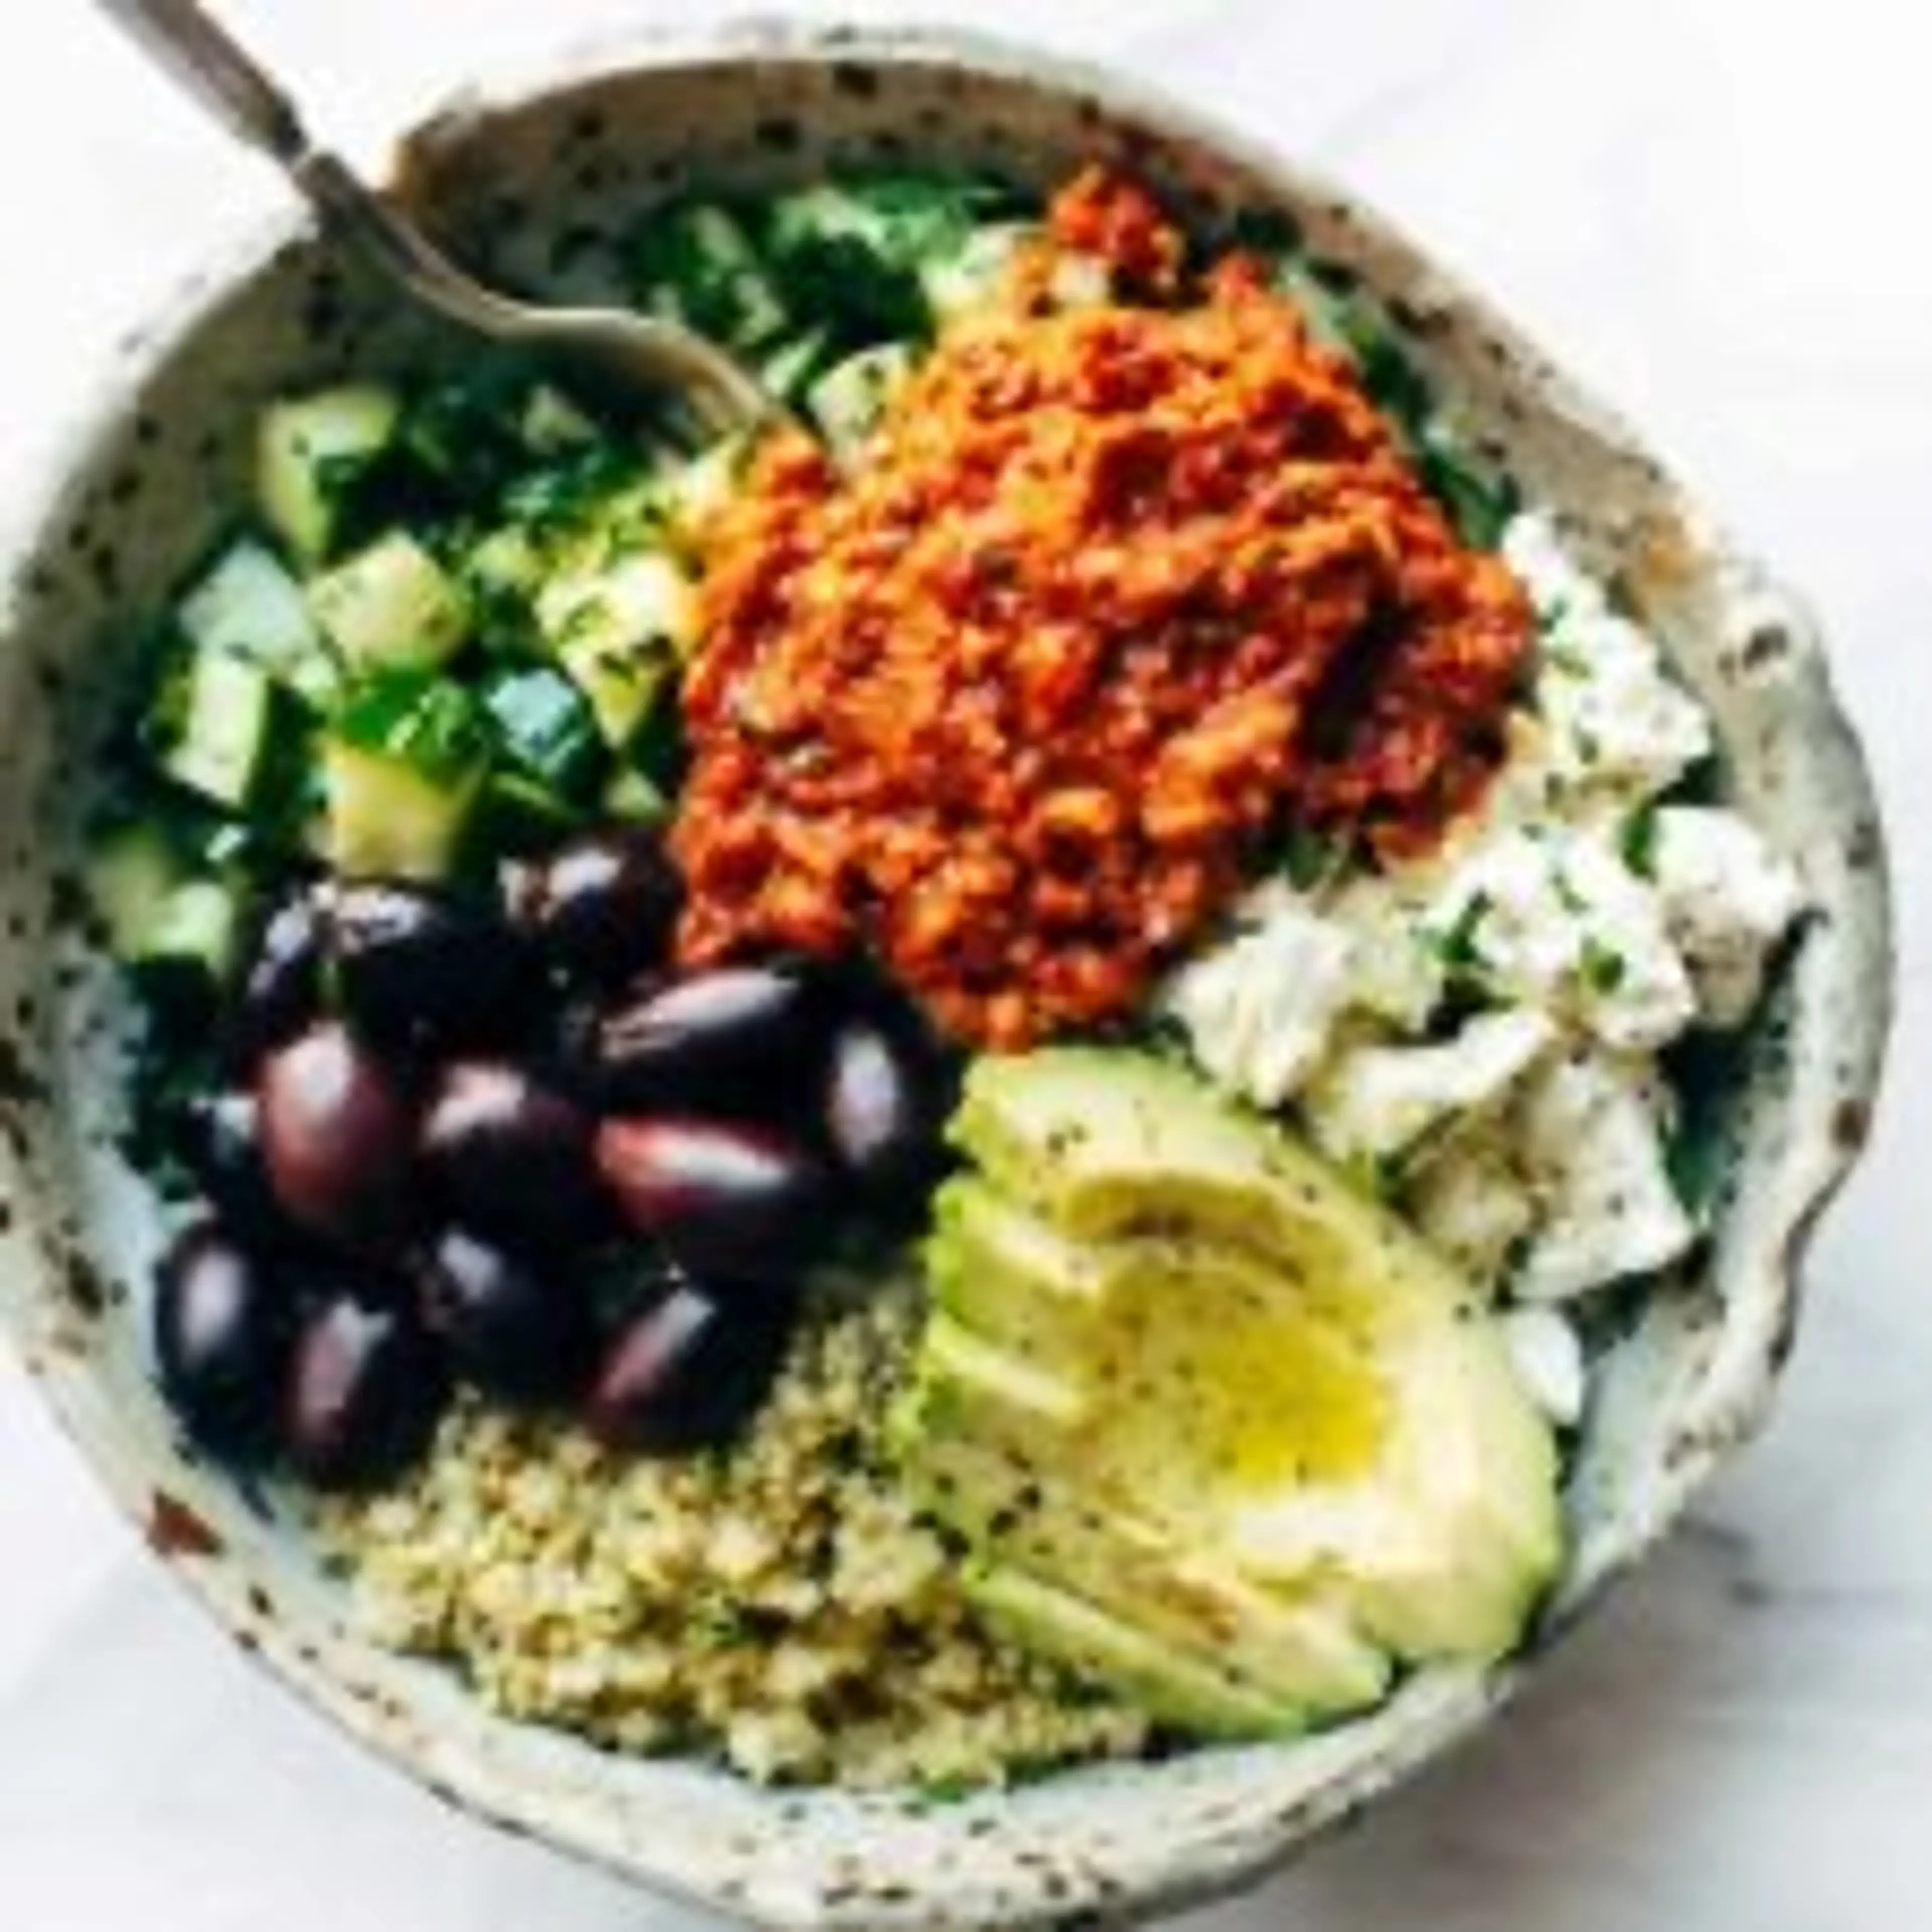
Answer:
top-left (822, 1013), bottom-right (951, 1213)
top-left (222, 889), bottom-right (327, 1070)
top-left (282, 1289), bottom-right (447, 1489)
top-left (584, 1277), bottom-right (795, 1453)
top-left (417, 1229), bottom-right (596, 1408)
top-left (418, 1062), bottom-right (606, 1251)
top-left (328, 880), bottom-right (536, 1055)
top-left (257, 1022), bottom-right (415, 1249)
top-left (592, 965), bottom-right (827, 1116)
top-left (152, 1221), bottom-right (292, 1459)
top-left (177, 1090), bottom-right (290, 1250)
top-left (595, 1116), bottom-right (832, 1277)
top-left (506, 828), bottom-right (682, 990)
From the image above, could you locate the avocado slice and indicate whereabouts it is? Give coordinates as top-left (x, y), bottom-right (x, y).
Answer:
top-left (898, 1048), bottom-right (1564, 1736)
top-left (967, 1564), bottom-right (1314, 1741)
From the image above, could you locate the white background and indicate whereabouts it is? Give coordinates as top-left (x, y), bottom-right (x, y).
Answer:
top-left (0, 3), bottom-right (1924, 1928)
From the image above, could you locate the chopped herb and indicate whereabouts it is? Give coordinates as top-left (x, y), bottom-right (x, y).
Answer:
top-left (1275, 820), bottom-right (1351, 894)
top-left (1581, 937), bottom-right (1627, 995)
top-left (1620, 801), bottom-right (1661, 879)
top-left (1432, 890), bottom-right (1492, 976)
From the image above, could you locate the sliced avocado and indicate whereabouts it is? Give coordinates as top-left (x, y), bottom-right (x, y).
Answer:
top-left (906, 1414), bottom-right (1390, 1721)
top-left (899, 1048), bottom-right (1564, 1736)
top-left (965, 1565), bottom-right (1309, 1741)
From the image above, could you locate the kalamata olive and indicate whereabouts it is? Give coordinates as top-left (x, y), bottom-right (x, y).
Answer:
top-left (328, 880), bottom-right (536, 1054)
top-left (506, 828), bottom-right (682, 990)
top-left (283, 1289), bottom-right (447, 1489)
top-left (178, 1090), bottom-right (289, 1249)
top-left (595, 1116), bottom-right (831, 1277)
top-left (152, 1221), bottom-right (292, 1459)
top-left (593, 965), bottom-right (826, 1115)
top-left (584, 1278), bottom-right (795, 1453)
top-left (418, 1062), bottom-right (605, 1250)
top-left (257, 1022), bottom-right (415, 1248)
top-left (222, 889), bottom-right (327, 1069)
top-left (823, 1014), bottom-right (951, 1212)
top-left (417, 1229), bottom-right (596, 1407)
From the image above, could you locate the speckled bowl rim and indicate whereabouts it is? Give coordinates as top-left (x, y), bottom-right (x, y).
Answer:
top-left (0, 19), bottom-right (1894, 1931)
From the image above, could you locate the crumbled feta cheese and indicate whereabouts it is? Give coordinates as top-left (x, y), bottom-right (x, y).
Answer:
top-left (1511, 1049), bottom-right (1696, 1300)
top-left (1500, 1307), bottom-right (1588, 1428)
top-left (1403, 1129), bottom-right (1539, 1289)
top-left (1322, 870), bottom-right (1445, 1031)
top-left (1303, 1009), bottom-right (1557, 1169)
top-left (1425, 826), bottom-right (1697, 1054)
top-left (1650, 806), bottom-right (1806, 1029)
top-left (1503, 513), bottom-right (1712, 802)
top-left (1161, 884), bottom-right (1355, 1108)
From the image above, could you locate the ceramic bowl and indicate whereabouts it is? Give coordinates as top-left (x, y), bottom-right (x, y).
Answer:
top-left (0, 22), bottom-right (1892, 1930)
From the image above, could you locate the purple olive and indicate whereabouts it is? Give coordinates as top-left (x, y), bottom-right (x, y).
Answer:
top-left (822, 1014), bottom-right (950, 1212)
top-left (506, 828), bottom-right (682, 990)
top-left (178, 1090), bottom-right (289, 1250)
top-left (152, 1221), bottom-right (291, 1459)
top-left (595, 1116), bottom-right (831, 1277)
top-left (257, 1022), bottom-right (415, 1248)
top-left (223, 889), bottom-right (327, 1069)
top-left (418, 1062), bottom-right (605, 1250)
top-left (282, 1289), bottom-right (447, 1489)
top-left (584, 1278), bottom-right (795, 1453)
top-left (417, 1229), bottom-right (596, 1407)
top-left (593, 965), bottom-right (826, 1116)
top-left (328, 880), bottom-right (536, 1054)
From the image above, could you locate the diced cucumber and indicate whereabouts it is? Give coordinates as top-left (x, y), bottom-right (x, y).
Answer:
top-left (555, 624), bottom-right (677, 751)
top-left (323, 673), bottom-right (491, 879)
top-left (601, 763), bottom-right (672, 827)
top-left (321, 738), bottom-right (482, 880)
top-left (129, 877), bottom-right (249, 1019)
top-left (462, 524), bottom-right (548, 657)
top-left (480, 665), bottom-right (604, 798)
top-left (308, 530), bottom-right (472, 674)
top-left (653, 437), bottom-right (749, 552)
top-left (177, 537), bottom-right (338, 709)
top-left (87, 819), bottom-right (183, 961)
top-left (629, 200), bottom-right (791, 351)
top-left (330, 671), bottom-right (492, 786)
top-left (806, 344), bottom-right (918, 463)
top-left (757, 330), bottom-right (837, 406)
top-left (151, 645), bottom-right (300, 815)
top-left (519, 382), bottom-right (600, 456)
top-left (258, 384), bottom-right (403, 562)
top-left (919, 222), bottom-right (1038, 324)
top-left (87, 822), bottom-right (248, 1019)
top-left (539, 549), bottom-right (698, 745)
top-left (766, 177), bottom-right (1006, 341)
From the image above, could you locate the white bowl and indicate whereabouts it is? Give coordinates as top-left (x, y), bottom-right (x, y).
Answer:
top-left (0, 22), bottom-right (1891, 1929)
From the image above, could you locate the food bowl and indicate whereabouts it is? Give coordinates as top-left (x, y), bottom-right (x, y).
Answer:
top-left (0, 21), bottom-right (1891, 1929)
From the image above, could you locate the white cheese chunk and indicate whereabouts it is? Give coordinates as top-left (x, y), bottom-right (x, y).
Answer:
top-left (1503, 513), bottom-right (1713, 802)
top-left (1425, 826), bottom-right (1697, 1055)
top-left (1404, 1129), bottom-right (1540, 1289)
top-left (1650, 806), bottom-right (1806, 1029)
top-left (1501, 1306), bottom-right (1588, 1428)
top-left (1511, 1048), bottom-right (1696, 1300)
top-left (1323, 870), bottom-right (1445, 1031)
top-left (1304, 1009), bottom-right (1557, 1169)
top-left (1161, 883), bottom-right (1355, 1109)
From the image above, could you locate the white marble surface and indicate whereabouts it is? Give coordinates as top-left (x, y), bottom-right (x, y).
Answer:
top-left (0, 2), bottom-right (1922, 1926)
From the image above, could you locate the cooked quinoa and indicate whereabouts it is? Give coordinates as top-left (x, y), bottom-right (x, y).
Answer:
top-left (317, 1287), bottom-right (1150, 1789)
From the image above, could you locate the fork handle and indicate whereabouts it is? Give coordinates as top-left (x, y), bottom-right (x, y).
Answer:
top-left (96, 0), bottom-right (527, 334)
top-left (97, 0), bottom-right (310, 164)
